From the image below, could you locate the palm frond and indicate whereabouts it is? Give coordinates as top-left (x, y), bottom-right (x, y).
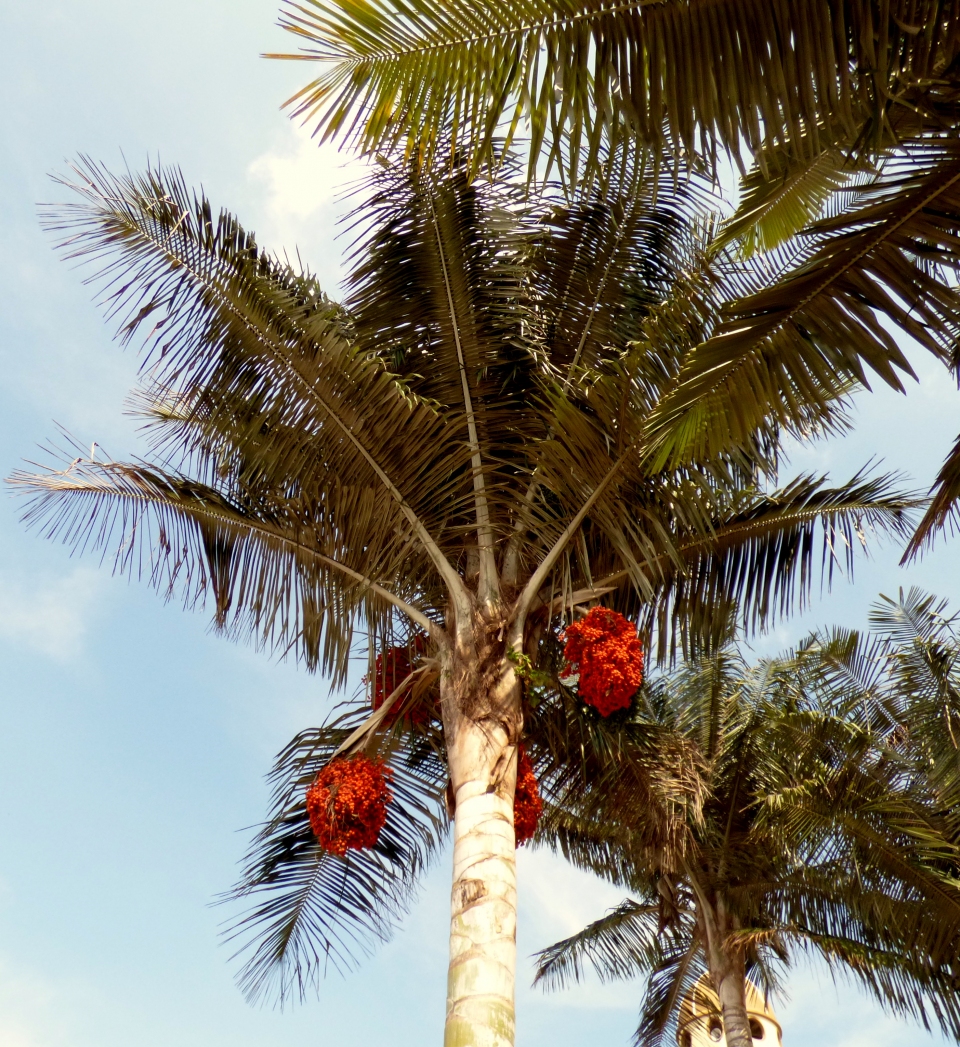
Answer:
top-left (905, 432), bottom-right (960, 556)
top-left (714, 148), bottom-right (866, 258)
top-left (668, 470), bottom-right (918, 628)
top-left (532, 899), bottom-right (669, 989)
top-left (9, 446), bottom-right (436, 680)
top-left (270, 0), bottom-right (960, 186)
top-left (868, 589), bottom-right (960, 823)
top-left (38, 158), bottom-right (469, 604)
top-left (531, 166), bottom-right (712, 377)
top-left (776, 925), bottom-right (960, 1039)
top-left (647, 138), bottom-right (960, 463)
top-left (223, 708), bottom-right (448, 1002)
top-left (634, 938), bottom-right (707, 1047)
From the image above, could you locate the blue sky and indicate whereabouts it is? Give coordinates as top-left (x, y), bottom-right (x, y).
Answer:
top-left (1, 3), bottom-right (959, 1045)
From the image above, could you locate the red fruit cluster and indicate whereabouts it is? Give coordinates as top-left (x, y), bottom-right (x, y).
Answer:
top-left (372, 636), bottom-right (431, 726)
top-left (513, 746), bottom-right (543, 846)
top-left (306, 754), bottom-right (394, 857)
top-left (561, 607), bottom-right (644, 717)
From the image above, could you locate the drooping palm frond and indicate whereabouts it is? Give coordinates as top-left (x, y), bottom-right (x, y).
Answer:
top-left (905, 432), bottom-right (960, 555)
top-left (781, 925), bottom-right (960, 1038)
top-left (224, 707), bottom-right (447, 1002)
top-left (646, 137), bottom-right (960, 464)
top-left (8, 449), bottom-right (442, 679)
top-left (532, 710), bottom-right (706, 877)
top-left (714, 148), bottom-right (867, 258)
top-left (533, 893), bottom-right (708, 1047)
top-left (639, 470), bottom-right (920, 656)
top-left (270, 0), bottom-right (960, 186)
top-left (28, 159), bottom-right (473, 671)
top-left (533, 898), bottom-right (680, 984)
top-left (752, 846), bottom-right (960, 1036)
top-left (633, 936), bottom-right (709, 1047)
top-left (520, 461), bottom-right (918, 661)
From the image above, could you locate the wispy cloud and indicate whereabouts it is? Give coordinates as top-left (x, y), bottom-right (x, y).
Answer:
top-left (0, 566), bottom-right (105, 660)
top-left (519, 848), bottom-right (625, 942)
top-left (0, 959), bottom-right (65, 1047)
top-left (517, 848), bottom-right (639, 1012)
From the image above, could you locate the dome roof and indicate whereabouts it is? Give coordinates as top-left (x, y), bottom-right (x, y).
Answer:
top-left (676, 975), bottom-right (782, 1046)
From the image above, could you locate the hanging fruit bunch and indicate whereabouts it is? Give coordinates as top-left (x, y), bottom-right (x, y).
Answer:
top-left (513, 746), bottom-right (543, 846)
top-left (306, 753), bottom-right (394, 857)
top-left (561, 606), bottom-right (644, 717)
top-left (371, 634), bottom-right (434, 726)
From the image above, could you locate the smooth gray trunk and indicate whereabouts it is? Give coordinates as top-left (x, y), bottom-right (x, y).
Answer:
top-left (714, 958), bottom-right (754, 1047)
top-left (699, 892), bottom-right (754, 1047)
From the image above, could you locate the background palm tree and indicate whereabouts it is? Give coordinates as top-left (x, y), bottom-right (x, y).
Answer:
top-left (808, 586), bottom-right (960, 848)
top-left (9, 154), bottom-right (933, 1046)
top-left (532, 608), bottom-right (960, 1047)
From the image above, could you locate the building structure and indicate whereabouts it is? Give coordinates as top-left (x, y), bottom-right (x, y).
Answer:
top-left (676, 976), bottom-right (783, 1046)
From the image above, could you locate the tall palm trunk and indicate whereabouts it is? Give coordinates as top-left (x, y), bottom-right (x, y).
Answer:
top-left (713, 959), bottom-right (753, 1047)
top-left (699, 894), bottom-right (754, 1047)
top-left (442, 649), bottom-right (521, 1047)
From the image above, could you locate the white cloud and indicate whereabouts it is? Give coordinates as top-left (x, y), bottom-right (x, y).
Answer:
top-left (518, 847), bottom-right (625, 941)
top-left (0, 566), bottom-right (105, 660)
top-left (245, 124), bottom-right (371, 294)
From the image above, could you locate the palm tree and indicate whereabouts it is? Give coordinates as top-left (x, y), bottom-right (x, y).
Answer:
top-left (531, 616), bottom-right (960, 1047)
top-left (10, 155), bottom-right (927, 1046)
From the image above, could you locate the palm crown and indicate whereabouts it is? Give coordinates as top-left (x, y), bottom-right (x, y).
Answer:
top-left (273, 0), bottom-right (960, 554)
top-left (10, 154), bottom-right (939, 1046)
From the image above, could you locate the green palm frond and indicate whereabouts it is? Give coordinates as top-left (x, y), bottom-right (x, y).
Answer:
top-left (714, 148), bottom-right (867, 258)
top-left (648, 138), bottom-right (960, 463)
top-left (868, 589), bottom-right (960, 826)
top-left (906, 433), bottom-right (960, 555)
top-left (270, 0), bottom-right (960, 185)
top-left (790, 627), bottom-right (896, 733)
top-left (643, 471), bottom-right (920, 653)
top-left (37, 158), bottom-right (470, 608)
top-left (527, 683), bottom-right (706, 876)
top-left (8, 443), bottom-right (437, 681)
top-left (633, 937), bottom-right (707, 1047)
top-left (224, 708), bottom-right (448, 1001)
top-left (793, 927), bottom-right (960, 1037)
top-left (532, 899), bottom-right (679, 989)
top-left (530, 167), bottom-right (712, 377)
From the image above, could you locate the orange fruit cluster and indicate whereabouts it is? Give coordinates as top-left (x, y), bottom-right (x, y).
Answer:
top-left (513, 746), bottom-right (543, 846)
top-left (561, 607), bottom-right (644, 717)
top-left (371, 636), bottom-right (433, 726)
top-left (306, 754), bottom-right (394, 857)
